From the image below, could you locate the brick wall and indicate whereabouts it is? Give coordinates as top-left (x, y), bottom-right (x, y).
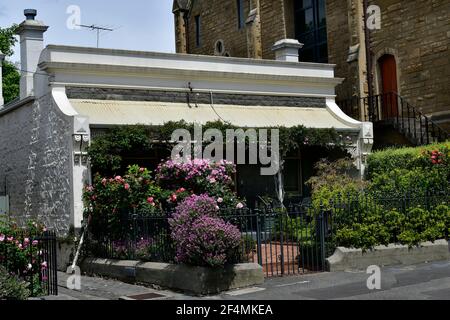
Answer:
top-left (326, 0), bottom-right (355, 100)
top-left (180, 0), bottom-right (293, 59)
top-left (260, 0), bottom-right (288, 59)
top-left (369, 0), bottom-right (450, 128)
top-left (186, 0), bottom-right (250, 57)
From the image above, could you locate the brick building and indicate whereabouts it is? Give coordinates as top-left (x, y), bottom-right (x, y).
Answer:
top-left (173, 0), bottom-right (450, 143)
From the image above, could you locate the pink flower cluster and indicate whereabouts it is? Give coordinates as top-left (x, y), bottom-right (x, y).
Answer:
top-left (430, 150), bottom-right (445, 165)
top-left (156, 158), bottom-right (235, 189)
top-left (169, 194), bottom-right (241, 267)
top-left (0, 234), bottom-right (39, 250)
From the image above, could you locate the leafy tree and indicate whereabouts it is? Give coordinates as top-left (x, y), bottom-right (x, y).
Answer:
top-left (1, 24), bottom-right (20, 104)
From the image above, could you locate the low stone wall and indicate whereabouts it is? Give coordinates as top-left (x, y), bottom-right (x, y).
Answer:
top-left (327, 240), bottom-right (450, 272)
top-left (81, 258), bottom-right (264, 295)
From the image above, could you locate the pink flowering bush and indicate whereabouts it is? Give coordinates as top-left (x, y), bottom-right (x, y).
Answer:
top-left (111, 238), bottom-right (165, 261)
top-left (83, 165), bottom-right (164, 239)
top-left (0, 218), bottom-right (48, 297)
top-left (169, 194), bottom-right (241, 267)
top-left (156, 158), bottom-right (243, 208)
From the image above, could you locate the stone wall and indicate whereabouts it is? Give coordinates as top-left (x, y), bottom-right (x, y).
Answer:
top-left (66, 87), bottom-right (326, 108)
top-left (368, 0), bottom-right (450, 129)
top-left (259, 0), bottom-right (288, 59)
top-left (180, 0), bottom-right (293, 59)
top-left (325, 0), bottom-right (353, 101)
top-left (186, 0), bottom-right (250, 57)
top-left (179, 0), bottom-right (450, 129)
top-left (0, 95), bottom-right (73, 235)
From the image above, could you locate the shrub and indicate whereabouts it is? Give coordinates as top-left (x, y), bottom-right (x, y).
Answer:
top-left (306, 152), bottom-right (450, 250)
top-left (0, 218), bottom-right (47, 297)
top-left (111, 237), bottom-right (170, 262)
top-left (169, 194), bottom-right (241, 267)
top-left (0, 266), bottom-right (30, 300)
top-left (83, 165), bottom-right (163, 239)
top-left (366, 142), bottom-right (450, 179)
top-left (367, 143), bottom-right (450, 198)
top-left (307, 158), bottom-right (367, 209)
top-left (368, 166), bottom-right (449, 199)
top-left (87, 125), bottom-right (153, 176)
top-left (156, 158), bottom-right (243, 209)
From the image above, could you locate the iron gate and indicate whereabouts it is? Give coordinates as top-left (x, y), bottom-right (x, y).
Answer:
top-left (225, 205), bottom-right (333, 277)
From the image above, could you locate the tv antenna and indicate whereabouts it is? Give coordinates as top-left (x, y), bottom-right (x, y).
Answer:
top-left (76, 24), bottom-right (114, 48)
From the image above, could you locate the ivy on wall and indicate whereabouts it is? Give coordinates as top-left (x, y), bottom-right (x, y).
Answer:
top-left (87, 121), bottom-right (349, 175)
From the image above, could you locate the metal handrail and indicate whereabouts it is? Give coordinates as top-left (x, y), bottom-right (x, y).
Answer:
top-left (336, 92), bottom-right (449, 145)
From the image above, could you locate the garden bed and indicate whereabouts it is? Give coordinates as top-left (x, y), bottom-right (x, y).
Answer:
top-left (81, 258), bottom-right (264, 295)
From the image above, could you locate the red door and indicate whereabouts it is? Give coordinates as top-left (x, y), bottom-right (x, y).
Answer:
top-left (379, 55), bottom-right (398, 118)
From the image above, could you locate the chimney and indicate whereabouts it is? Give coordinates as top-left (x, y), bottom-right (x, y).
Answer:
top-left (15, 9), bottom-right (48, 99)
top-left (0, 51), bottom-right (5, 108)
top-left (271, 39), bottom-right (303, 62)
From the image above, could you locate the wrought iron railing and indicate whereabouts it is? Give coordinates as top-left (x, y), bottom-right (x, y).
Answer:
top-left (337, 92), bottom-right (449, 145)
top-left (84, 190), bottom-right (449, 278)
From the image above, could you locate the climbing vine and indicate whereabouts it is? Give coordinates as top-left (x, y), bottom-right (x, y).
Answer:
top-left (87, 121), bottom-right (349, 175)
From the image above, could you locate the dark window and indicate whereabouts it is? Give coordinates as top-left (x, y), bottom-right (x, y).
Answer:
top-left (195, 15), bottom-right (201, 47)
top-left (237, 0), bottom-right (245, 29)
top-left (294, 0), bottom-right (328, 63)
top-left (283, 151), bottom-right (303, 195)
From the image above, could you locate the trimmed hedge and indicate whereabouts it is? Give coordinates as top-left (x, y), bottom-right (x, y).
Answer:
top-left (367, 142), bottom-right (450, 179)
top-left (366, 142), bottom-right (450, 197)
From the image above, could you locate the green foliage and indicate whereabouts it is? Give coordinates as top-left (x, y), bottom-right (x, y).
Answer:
top-left (367, 143), bottom-right (450, 198)
top-left (0, 266), bottom-right (30, 300)
top-left (87, 126), bottom-right (153, 175)
top-left (236, 234), bottom-right (257, 262)
top-left (1, 25), bottom-right (20, 104)
top-left (369, 167), bottom-right (449, 198)
top-left (87, 123), bottom-right (347, 176)
top-left (0, 25), bottom-right (17, 56)
top-left (307, 158), bottom-right (367, 209)
top-left (2, 61), bottom-right (20, 104)
top-left (274, 214), bottom-right (314, 242)
top-left (367, 142), bottom-right (450, 178)
top-left (83, 165), bottom-right (163, 239)
top-left (0, 218), bottom-right (47, 297)
top-left (307, 151), bottom-right (450, 250)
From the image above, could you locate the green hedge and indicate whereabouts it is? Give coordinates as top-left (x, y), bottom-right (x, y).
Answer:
top-left (366, 142), bottom-right (450, 197)
top-left (367, 142), bottom-right (450, 179)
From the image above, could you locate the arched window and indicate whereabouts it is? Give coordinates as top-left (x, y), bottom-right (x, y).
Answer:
top-left (294, 0), bottom-right (328, 63)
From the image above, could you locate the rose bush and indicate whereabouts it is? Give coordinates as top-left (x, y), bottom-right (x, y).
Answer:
top-left (0, 218), bottom-right (48, 297)
top-left (83, 165), bottom-right (164, 239)
top-left (169, 194), bottom-right (241, 267)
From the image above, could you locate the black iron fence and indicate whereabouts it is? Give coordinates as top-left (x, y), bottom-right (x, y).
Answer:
top-left (337, 92), bottom-right (449, 145)
top-left (84, 205), bottom-right (335, 277)
top-left (0, 230), bottom-right (58, 297)
top-left (85, 192), bottom-right (449, 278)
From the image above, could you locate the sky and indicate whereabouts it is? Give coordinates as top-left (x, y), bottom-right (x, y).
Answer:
top-left (0, 0), bottom-right (176, 63)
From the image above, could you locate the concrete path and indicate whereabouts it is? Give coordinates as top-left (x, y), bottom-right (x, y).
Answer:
top-left (34, 260), bottom-right (450, 300)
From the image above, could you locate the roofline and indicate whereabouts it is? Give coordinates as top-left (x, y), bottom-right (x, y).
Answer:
top-left (0, 96), bottom-right (35, 117)
top-left (41, 44), bottom-right (337, 71)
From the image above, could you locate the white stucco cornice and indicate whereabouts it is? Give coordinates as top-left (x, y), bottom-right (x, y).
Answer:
top-left (37, 45), bottom-right (343, 98)
top-left (39, 45), bottom-right (337, 75)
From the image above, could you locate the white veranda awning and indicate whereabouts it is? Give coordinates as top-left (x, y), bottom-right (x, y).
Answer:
top-left (69, 99), bottom-right (356, 130)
